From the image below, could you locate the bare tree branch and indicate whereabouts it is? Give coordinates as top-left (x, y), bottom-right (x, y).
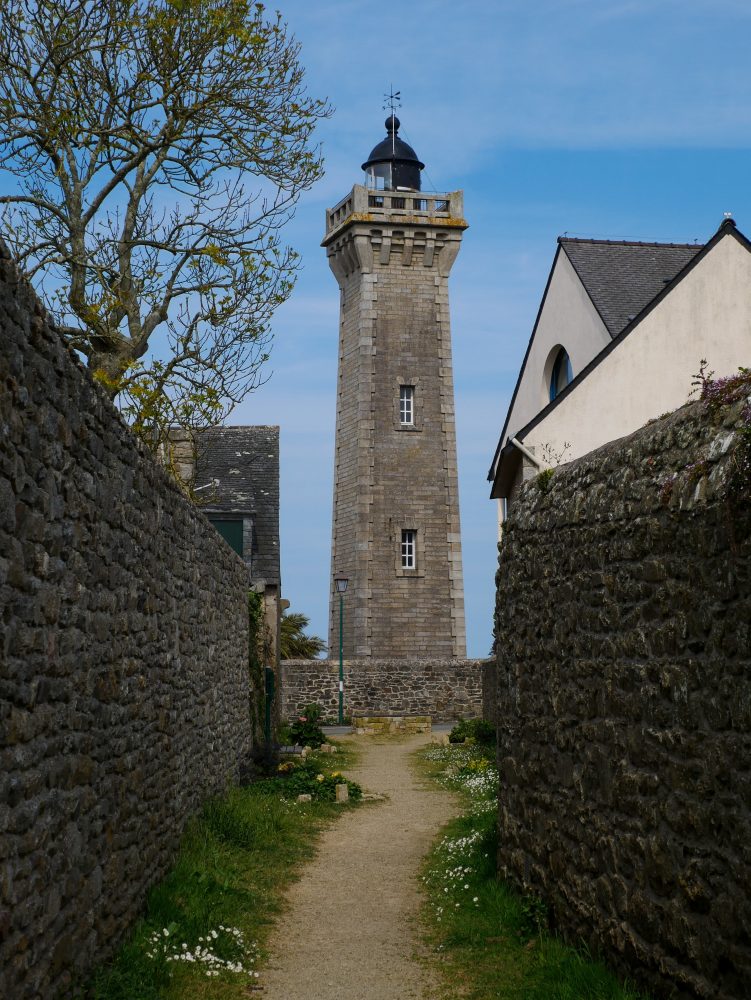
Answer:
top-left (0, 0), bottom-right (331, 469)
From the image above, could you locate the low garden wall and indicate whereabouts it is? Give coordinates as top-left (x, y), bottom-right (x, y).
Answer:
top-left (281, 658), bottom-right (490, 722)
top-left (495, 396), bottom-right (751, 999)
top-left (0, 243), bottom-right (251, 998)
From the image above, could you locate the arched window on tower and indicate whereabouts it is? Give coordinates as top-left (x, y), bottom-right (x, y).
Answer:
top-left (549, 347), bottom-right (573, 402)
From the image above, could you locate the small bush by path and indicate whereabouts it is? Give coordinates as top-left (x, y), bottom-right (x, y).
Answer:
top-left (76, 742), bottom-right (360, 1000)
top-left (262, 759), bottom-right (362, 802)
top-left (416, 742), bottom-right (651, 1000)
top-left (448, 718), bottom-right (496, 746)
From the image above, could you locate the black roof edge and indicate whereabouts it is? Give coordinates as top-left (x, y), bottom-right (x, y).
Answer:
top-left (486, 244), bottom-right (563, 481)
top-left (558, 235), bottom-right (702, 249)
top-left (203, 507), bottom-right (256, 517)
top-left (489, 440), bottom-right (519, 499)
top-left (489, 217), bottom-right (749, 495)
top-left (203, 423), bottom-right (279, 432)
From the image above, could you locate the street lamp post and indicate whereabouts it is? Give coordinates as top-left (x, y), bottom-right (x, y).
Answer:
top-left (334, 573), bottom-right (348, 725)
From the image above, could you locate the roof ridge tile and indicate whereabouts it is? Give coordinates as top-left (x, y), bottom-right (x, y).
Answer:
top-left (558, 235), bottom-right (702, 249)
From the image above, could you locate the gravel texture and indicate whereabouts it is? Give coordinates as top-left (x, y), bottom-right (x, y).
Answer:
top-left (261, 733), bottom-right (455, 1000)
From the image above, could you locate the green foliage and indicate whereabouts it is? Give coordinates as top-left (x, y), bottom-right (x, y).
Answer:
top-left (202, 788), bottom-right (297, 850)
top-left (277, 722), bottom-right (293, 745)
top-left (536, 467), bottom-right (555, 493)
top-left (247, 590), bottom-right (266, 668)
top-left (520, 893), bottom-right (549, 936)
top-left (449, 718), bottom-right (497, 746)
top-left (93, 362), bottom-right (224, 485)
top-left (288, 703), bottom-right (325, 748)
top-left (732, 410), bottom-right (751, 498)
top-left (280, 610), bottom-right (326, 659)
top-left (247, 590), bottom-right (267, 744)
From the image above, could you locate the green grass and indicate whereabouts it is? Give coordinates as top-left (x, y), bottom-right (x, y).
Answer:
top-left (76, 740), bottom-right (359, 1000)
top-left (416, 743), bottom-right (651, 1000)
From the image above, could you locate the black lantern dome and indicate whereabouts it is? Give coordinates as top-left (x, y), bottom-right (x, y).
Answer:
top-left (362, 115), bottom-right (424, 192)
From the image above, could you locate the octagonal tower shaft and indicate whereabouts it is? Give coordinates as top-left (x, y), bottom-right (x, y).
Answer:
top-left (323, 185), bottom-right (467, 658)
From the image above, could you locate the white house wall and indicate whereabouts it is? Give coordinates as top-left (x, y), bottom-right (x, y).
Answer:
top-left (524, 234), bottom-right (751, 465)
top-left (503, 248), bottom-right (611, 446)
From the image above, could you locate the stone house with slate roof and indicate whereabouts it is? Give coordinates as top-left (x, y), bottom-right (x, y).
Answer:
top-left (488, 216), bottom-right (751, 530)
top-left (188, 425), bottom-right (282, 666)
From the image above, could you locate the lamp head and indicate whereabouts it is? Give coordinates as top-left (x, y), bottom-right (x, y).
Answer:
top-left (334, 573), bottom-right (349, 594)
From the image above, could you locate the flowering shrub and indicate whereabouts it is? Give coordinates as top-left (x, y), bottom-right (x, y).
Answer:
top-left (268, 761), bottom-right (362, 801)
top-left (288, 703), bottom-right (326, 748)
top-left (659, 364), bottom-right (751, 504)
top-left (694, 361), bottom-right (751, 411)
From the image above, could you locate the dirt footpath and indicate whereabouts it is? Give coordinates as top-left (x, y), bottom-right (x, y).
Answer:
top-left (260, 733), bottom-right (455, 1000)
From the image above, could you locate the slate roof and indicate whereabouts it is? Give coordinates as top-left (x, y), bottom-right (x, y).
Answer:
top-left (488, 219), bottom-right (749, 493)
top-left (196, 425), bottom-right (280, 586)
top-left (560, 237), bottom-right (703, 337)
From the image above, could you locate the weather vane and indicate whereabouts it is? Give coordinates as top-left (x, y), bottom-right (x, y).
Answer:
top-left (383, 86), bottom-right (401, 115)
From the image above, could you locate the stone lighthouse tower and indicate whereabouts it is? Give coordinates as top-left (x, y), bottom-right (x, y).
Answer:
top-left (323, 115), bottom-right (467, 659)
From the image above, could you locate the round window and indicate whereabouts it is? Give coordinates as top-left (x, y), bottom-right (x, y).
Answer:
top-left (549, 348), bottom-right (573, 402)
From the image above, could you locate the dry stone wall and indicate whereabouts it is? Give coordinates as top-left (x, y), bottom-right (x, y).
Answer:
top-left (495, 398), bottom-right (751, 1000)
top-left (0, 244), bottom-right (251, 999)
top-left (281, 658), bottom-right (488, 722)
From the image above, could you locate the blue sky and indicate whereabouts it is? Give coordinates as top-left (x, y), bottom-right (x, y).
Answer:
top-left (230, 0), bottom-right (751, 656)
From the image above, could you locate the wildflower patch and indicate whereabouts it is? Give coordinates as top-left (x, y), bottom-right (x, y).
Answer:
top-left (416, 742), bottom-right (651, 1000)
top-left (145, 924), bottom-right (260, 980)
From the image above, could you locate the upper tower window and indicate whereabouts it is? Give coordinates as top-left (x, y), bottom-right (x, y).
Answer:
top-left (549, 347), bottom-right (573, 402)
top-left (399, 385), bottom-right (414, 425)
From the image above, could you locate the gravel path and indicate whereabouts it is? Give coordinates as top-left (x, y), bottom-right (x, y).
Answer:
top-left (260, 733), bottom-right (455, 1000)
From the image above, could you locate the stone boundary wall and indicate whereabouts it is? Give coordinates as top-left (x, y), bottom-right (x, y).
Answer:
top-left (495, 398), bottom-right (751, 1000)
top-left (482, 659), bottom-right (498, 728)
top-left (0, 245), bottom-right (251, 998)
top-left (281, 658), bottom-right (490, 722)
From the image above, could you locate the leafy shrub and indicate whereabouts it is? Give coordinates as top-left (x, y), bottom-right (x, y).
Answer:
top-left (520, 894), bottom-right (548, 935)
top-left (288, 703), bottom-right (325, 748)
top-left (266, 761), bottom-right (362, 801)
top-left (449, 718), bottom-right (496, 746)
top-left (536, 467), bottom-right (555, 493)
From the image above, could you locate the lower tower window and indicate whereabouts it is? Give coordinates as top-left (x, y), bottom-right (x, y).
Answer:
top-left (401, 529), bottom-right (416, 569)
